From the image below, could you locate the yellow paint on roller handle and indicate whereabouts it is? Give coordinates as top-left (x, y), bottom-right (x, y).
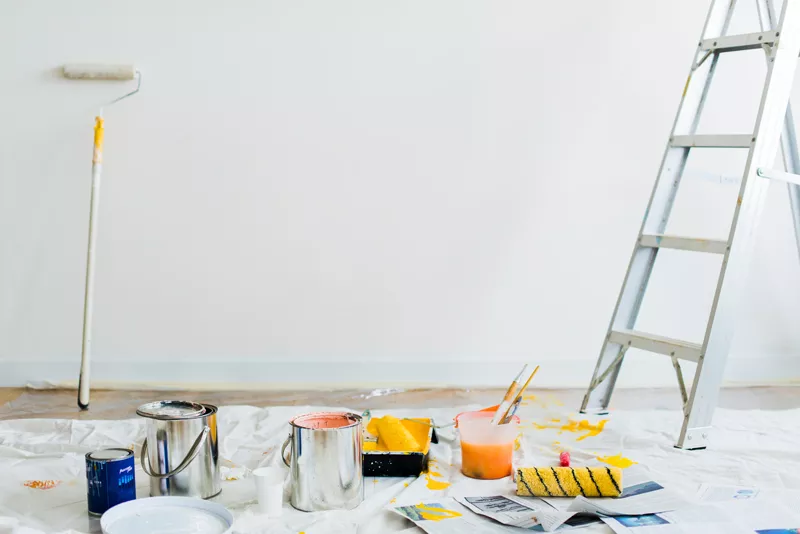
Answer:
top-left (92, 117), bottom-right (104, 164)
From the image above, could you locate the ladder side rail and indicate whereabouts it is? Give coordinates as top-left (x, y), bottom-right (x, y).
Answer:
top-left (678, 0), bottom-right (800, 449)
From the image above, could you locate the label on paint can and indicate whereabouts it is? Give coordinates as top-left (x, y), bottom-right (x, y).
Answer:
top-left (86, 448), bottom-right (136, 516)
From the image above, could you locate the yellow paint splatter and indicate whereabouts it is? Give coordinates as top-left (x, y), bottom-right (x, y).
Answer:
top-left (390, 498), bottom-right (397, 504)
top-left (562, 419), bottom-right (608, 441)
top-left (597, 453), bottom-right (637, 468)
top-left (424, 468), bottom-right (451, 490)
top-left (224, 475), bottom-right (239, 481)
top-left (403, 482), bottom-right (409, 487)
top-left (549, 418), bottom-right (560, 423)
top-left (531, 418), bottom-right (608, 441)
top-left (416, 503), bottom-right (462, 521)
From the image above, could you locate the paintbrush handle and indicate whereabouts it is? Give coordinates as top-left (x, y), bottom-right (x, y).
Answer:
top-left (498, 365), bottom-right (539, 423)
top-left (501, 397), bottom-right (522, 424)
top-left (490, 364), bottom-right (528, 425)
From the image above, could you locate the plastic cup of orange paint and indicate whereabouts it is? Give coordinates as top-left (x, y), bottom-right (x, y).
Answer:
top-left (455, 410), bottom-right (520, 480)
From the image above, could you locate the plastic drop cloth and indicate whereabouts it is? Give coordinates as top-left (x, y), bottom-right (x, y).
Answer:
top-left (1, 399), bottom-right (800, 533)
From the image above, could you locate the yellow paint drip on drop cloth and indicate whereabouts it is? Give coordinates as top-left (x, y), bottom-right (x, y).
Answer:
top-left (531, 419), bottom-right (608, 441)
top-left (597, 453), bottom-right (637, 468)
top-left (416, 503), bottom-right (462, 521)
top-left (562, 419), bottom-right (608, 441)
top-left (424, 467), bottom-right (450, 490)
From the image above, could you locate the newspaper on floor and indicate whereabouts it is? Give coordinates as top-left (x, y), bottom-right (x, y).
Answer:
top-left (550, 466), bottom-right (689, 517)
top-left (696, 483), bottom-right (760, 502)
top-left (456, 495), bottom-right (599, 532)
top-left (390, 499), bottom-right (527, 533)
top-left (441, 467), bottom-right (688, 532)
top-left (602, 499), bottom-right (800, 534)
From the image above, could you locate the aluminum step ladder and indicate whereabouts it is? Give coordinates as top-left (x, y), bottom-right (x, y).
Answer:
top-left (580, 0), bottom-right (800, 450)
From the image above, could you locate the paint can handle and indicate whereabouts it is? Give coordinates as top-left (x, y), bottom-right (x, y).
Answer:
top-left (281, 435), bottom-right (292, 468)
top-left (141, 426), bottom-right (210, 479)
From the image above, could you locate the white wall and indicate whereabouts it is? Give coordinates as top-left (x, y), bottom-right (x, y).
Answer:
top-left (2, 0), bottom-right (800, 390)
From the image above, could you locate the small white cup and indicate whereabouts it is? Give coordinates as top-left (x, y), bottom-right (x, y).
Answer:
top-left (252, 467), bottom-right (286, 517)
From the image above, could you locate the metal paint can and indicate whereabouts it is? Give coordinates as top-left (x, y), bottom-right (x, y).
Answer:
top-left (137, 400), bottom-right (221, 499)
top-left (281, 411), bottom-right (363, 512)
top-left (85, 448), bottom-right (136, 516)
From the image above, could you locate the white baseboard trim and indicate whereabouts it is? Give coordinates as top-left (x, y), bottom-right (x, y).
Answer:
top-left (4, 355), bottom-right (800, 390)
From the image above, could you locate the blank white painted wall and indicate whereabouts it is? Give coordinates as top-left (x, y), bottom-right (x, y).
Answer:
top-left (2, 0), bottom-right (800, 390)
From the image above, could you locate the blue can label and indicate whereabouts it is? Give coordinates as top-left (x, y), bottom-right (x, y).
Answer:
top-left (86, 449), bottom-right (136, 515)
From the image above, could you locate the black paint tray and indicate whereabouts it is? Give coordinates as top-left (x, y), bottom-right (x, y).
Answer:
top-left (362, 418), bottom-right (437, 477)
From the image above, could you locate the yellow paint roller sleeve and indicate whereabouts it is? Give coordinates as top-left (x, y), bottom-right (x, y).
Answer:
top-left (92, 117), bottom-right (104, 164)
top-left (517, 466), bottom-right (622, 498)
top-left (375, 416), bottom-right (421, 452)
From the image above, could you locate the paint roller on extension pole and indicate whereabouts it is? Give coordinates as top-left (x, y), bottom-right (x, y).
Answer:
top-left (62, 64), bottom-right (141, 410)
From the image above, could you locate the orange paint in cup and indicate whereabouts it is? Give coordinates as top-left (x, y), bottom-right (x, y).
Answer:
top-left (455, 410), bottom-right (519, 480)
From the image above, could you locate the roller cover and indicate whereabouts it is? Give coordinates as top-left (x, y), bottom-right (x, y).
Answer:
top-left (62, 64), bottom-right (136, 80)
top-left (375, 416), bottom-right (420, 452)
top-left (516, 466), bottom-right (622, 497)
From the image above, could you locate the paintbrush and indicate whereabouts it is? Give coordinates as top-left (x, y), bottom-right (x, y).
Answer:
top-left (490, 364), bottom-right (528, 425)
top-left (501, 395), bottom-right (523, 424)
top-left (499, 365), bottom-right (539, 424)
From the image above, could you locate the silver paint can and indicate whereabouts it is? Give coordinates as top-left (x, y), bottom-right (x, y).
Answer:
top-left (281, 411), bottom-right (363, 511)
top-left (137, 401), bottom-right (221, 499)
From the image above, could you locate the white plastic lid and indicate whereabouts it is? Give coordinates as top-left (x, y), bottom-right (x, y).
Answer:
top-left (101, 497), bottom-right (233, 534)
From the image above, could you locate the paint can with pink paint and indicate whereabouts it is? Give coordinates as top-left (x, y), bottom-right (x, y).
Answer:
top-left (281, 412), bottom-right (363, 512)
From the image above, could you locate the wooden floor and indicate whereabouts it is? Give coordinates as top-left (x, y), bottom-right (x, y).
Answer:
top-left (1, 386), bottom-right (799, 420)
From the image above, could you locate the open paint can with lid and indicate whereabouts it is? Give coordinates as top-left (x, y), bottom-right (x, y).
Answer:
top-left (137, 401), bottom-right (221, 499)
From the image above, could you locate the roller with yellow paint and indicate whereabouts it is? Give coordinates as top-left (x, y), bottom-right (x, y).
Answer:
top-left (516, 466), bottom-right (622, 498)
top-left (375, 415), bottom-right (421, 451)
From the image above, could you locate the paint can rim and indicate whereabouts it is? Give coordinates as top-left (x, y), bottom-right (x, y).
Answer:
top-left (86, 448), bottom-right (134, 461)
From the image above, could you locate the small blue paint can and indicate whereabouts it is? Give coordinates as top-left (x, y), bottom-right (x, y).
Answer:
top-left (86, 448), bottom-right (136, 516)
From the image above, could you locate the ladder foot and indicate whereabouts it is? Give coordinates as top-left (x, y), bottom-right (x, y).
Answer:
top-left (674, 445), bottom-right (706, 451)
top-left (675, 426), bottom-right (711, 450)
top-left (579, 409), bottom-right (609, 416)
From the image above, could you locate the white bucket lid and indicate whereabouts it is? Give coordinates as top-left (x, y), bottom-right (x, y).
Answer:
top-left (100, 496), bottom-right (233, 534)
top-left (136, 400), bottom-right (206, 420)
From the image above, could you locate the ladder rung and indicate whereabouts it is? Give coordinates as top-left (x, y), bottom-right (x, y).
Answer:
top-left (639, 234), bottom-right (728, 254)
top-left (700, 30), bottom-right (777, 53)
top-left (608, 329), bottom-right (702, 362)
top-left (671, 134), bottom-right (752, 148)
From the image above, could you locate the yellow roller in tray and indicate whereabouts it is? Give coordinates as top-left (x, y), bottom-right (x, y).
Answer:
top-left (375, 416), bottom-right (421, 451)
top-left (363, 416), bottom-right (434, 477)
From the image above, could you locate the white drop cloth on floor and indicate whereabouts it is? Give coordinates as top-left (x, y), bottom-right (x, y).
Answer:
top-left (0, 397), bottom-right (798, 533)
